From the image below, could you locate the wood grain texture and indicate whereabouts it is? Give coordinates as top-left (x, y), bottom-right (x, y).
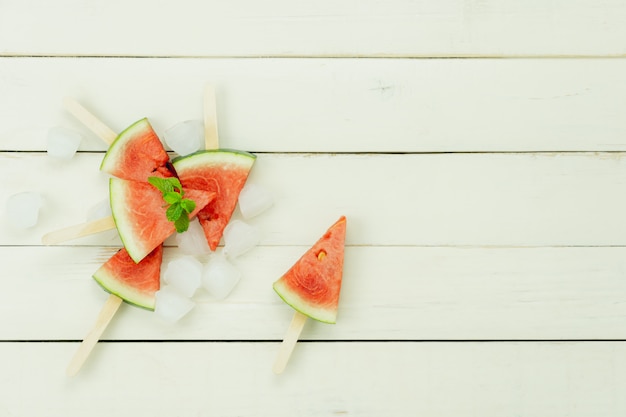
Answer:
top-left (41, 216), bottom-right (115, 245)
top-left (2, 1), bottom-right (625, 413)
top-left (5, 152), bottom-right (626, 247)
top-left (65, 293), bottom-right (122, 377)
top-left (2, 245), bottom-right (626, 341)
top-left (1, 0), bottom-right (626, 57)
top-left (1, 58), bottom-right (626, 153)
top-left (0, 342), bottom-right (625, 416)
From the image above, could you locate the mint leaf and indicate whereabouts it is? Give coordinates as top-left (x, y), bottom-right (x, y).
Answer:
top-left (180, 198), bottom-right (196, 214)
top-left (166, 203), bottom-right (183, 222)
top-left (169, 177), bottom-right (183, 194)
top-left (148, 176), bottom-right (196, 233)
top-left (148, 176), bottom-right (174, 193)
top-left (163, 191), bottom-right (182, 205)
top-left (174, 213), bottom-right (190, 233)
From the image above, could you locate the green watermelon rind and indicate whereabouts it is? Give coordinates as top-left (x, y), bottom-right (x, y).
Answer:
top-left (171, 149), bottom-right (256, 168)
top-left (272, 216), bottom-right (347, 325)
top-left (109, 178), bottom-right (150, 263)
top-left (100, 118), bottom-right (151, 172)
top-left (273, 280), bottom-right (338, 324)
top-left (93, 267), bottom-right (156, 311)
top-left (172, 149), bottom-right (256, 250)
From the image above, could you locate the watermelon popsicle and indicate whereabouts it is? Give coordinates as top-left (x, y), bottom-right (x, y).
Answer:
top-left (54, 89), bottom-right (253, 373)
top-left (172, 84), bottom-right (256, 251)
top-left (272, 216), bottom-right (347, 374)
top-left (57, 102), bottom-right (215, 376)
top-left (61, 104), bottom-right (146, 376)
top-left (43, 87), bottom-right (255, 252)
top-left (40, 111), bottom-right (174, 245)
top-left (66, 244), bottom-right (165, 376)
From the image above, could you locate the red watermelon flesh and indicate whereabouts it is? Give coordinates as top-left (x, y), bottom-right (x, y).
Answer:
top-left (92, 245), bottom-right (163, 310)
top-left (172, 150), bottom-right (256, 251)
top-left (110, 178), bottom-right (216, 263)
top-left (273, 216), bottom-right (347, 324)
top-left (100, 118), bottom-right (173, 182)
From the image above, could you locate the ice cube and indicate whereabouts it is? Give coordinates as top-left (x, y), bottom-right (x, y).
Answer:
top-left (223, 220), bottom-right (260, 259)
top-left (175, 219), bottom-right (211, 255)
top-left (47, 126), bottom-right (82, 160)
top-left (164, 120), bottom-right (204, 156)
top-left (162, 255), bottom-right (203, 297)
top-left (238, 183), bottom-right (273, 219)
top-left (154, 286), bottom-right (196, 322)
top-left (86, 198), bottom-right (111, 222)
top-left (6, 192), bottom-right (43, 229)
top-left (202, 254), bottom-right (241, 300)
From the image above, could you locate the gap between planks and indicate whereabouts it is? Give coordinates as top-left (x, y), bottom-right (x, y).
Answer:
top-left (4, 339), bottom-right (626, 343)
top-left (5, 150), bottom-right (626, 157)
top-left (1, 54), bottom-right (626, 59)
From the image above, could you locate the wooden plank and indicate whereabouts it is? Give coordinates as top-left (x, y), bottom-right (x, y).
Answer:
top-left (2, 245), bottom-right (626, 341)
top-left (1, 57), bottom-right (626, 153)
top-left (1, 341), bottom-right (625, 416)
top-left (5, 152), bottom-right (626, 247)
top-left (2, 0), bottom-right (626, 57)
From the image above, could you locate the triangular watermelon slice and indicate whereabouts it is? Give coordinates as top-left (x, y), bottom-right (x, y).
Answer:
top-left (93, 245), bottom-right (163, 310)
top-left (100, 118), bottom-right (173, 182)
top-left (273, 216), bottom-right (347, 324)
top-left (172, 150), bottom-right (256, 250)
top-left (109, 178), bottom-right (216, 263)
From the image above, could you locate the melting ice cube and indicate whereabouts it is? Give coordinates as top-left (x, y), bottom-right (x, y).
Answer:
top-left (223, 220), bottom-right (260, 259)
top-left (6, 192), bottom-right (43, 229)
top-left (86, 198), bottom-right (111, 222)
top-left (47, 126), bottom-right (82, 160)
top-left (164, 120), bottom-right (204, 156)
top-left (238, 183), bottom-right (273, 219)
top-left (162, 255), bottom-right (203, 297)
top-left (202, 254), bottom-right (241, 300)
top-left (155, 286), bottom-right (196, 322)
top-left (175, 219), bottom-right (211, 256)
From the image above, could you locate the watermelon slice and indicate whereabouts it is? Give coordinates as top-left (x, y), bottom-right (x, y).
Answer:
top-left (109, 178), bottom-right (216, 263)
top-left (273, 216), bottom-right (347, 324)
top-left (100, 118), bottom-right (172, 182)
top-left (172, 150), bottom-right (256, 250)
top-left (93, 245), bottom-right (163, 310)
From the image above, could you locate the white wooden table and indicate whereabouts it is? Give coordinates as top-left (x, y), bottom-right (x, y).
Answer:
top-left (2, 1), bottom-right (626, 415)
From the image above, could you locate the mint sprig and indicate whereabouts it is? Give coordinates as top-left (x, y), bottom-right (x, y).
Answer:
top-left (148, 176), bottom-right (196, 233)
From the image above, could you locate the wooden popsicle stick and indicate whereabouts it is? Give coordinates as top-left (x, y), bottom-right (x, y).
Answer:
top-left (272, 311), bottom-right (308, 374)
top-left (59, 98), bottom-right (123, 376)
top-left (42, 97), bottom-right (119, 245)
top-left (63, 97), bottom-right (118, 145)
top-left (203, 84), bottom-right (219, 150)
top-left (41, 215), bottom-right (115, 245)
top-left (66, 293), bottom-right (123, 377)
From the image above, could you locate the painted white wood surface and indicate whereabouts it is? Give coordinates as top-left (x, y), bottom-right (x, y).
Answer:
top-left (2, 0), bottom-right (626, 415)
top-left (4, 152), bottom-right (626, 247)
top-left (2, 342), bottom-right (626, 416)
top-left (2, 58), bottom-right (626, 152)
top-left (2, 245), bottom-right (626, 341)
top-left (2, 0), bottom-right (626, 57)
